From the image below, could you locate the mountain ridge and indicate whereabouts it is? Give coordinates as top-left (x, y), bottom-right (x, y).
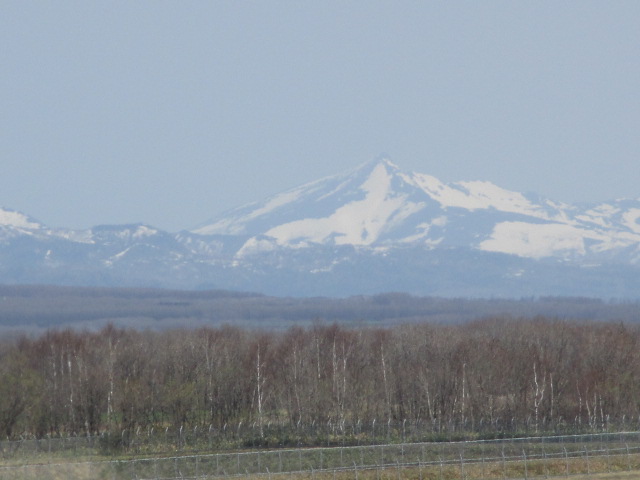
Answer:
top-left (1, 157), bottom-right (639, 298)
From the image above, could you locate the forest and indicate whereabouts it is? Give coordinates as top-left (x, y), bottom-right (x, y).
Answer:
top-left (1, 316), bottom-right (639, 443)
top-left (1, 284), bottom-right (639, 333)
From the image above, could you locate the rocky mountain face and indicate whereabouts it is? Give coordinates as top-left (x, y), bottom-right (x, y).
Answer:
top-left (2, 158), bottom-right (639, 298)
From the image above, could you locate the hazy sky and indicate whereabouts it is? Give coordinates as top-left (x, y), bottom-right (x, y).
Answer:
top-left (2, 2), bottom-right (639, 232)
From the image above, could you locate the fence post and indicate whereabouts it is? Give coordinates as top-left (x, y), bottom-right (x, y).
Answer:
top-left (626, 443), bottom-right (631, 471)
top-left (563, 447), bottom-right (569, 477)
top-left (460, 452), bottom-right (465, 480)
top-left (523, 449), bottom-right (528, 480)
top-left (584, 446), bottom-right (589, 475)
top-left (502, 447), bottom-right (507, 480)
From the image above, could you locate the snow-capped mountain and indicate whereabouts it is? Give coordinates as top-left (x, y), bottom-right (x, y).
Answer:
top-left (194, 157), bottom-right (640, 263)
top-left (1, 158), bottom-right (639, 298)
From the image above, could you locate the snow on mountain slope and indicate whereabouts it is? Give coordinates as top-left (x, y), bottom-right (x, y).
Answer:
top-left (479, 222), bottom-right (593, 258)
top-left (262, 161), bottom-right (424, 247)
top-left (624, 209), bottom-right (640, 234)
top-left (407, 173), bottom-right (570, 222)
top-left (194, 157), bottom-right (640, 262)
top-left (0, 207), bottom-right (44, 231)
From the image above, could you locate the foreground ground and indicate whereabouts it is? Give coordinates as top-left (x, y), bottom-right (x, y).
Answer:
top-left (2, 431), bottom-right (640, 479)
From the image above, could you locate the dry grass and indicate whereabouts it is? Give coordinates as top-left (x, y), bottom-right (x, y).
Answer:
top-left (244, 453), bottom-right (640, 480)
top-left (571, 474), bottom-right (640, 480)
top-left (0, 461), bottom-right (113, 480)
top-left (2, 458), bottom-right (640, 479)
top-left (2, 442), bottom-right (640, 479)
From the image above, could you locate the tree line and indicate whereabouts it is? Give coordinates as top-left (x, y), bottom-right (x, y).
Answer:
top-left (0, 317), bottom-right (639, 440)
top-left (1, 285), bottom-right (639, 332)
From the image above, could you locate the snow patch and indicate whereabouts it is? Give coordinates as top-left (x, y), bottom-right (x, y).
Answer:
top-left (246, 189), bottom-right (304, 219)
top-left (317, 178), bottom-right (352, 201)
top-left (622, 209), bottom-right (640, 234)
top-left (410, 174), bottom-right (552, 219)
top-left (54, 229), bottom-right (95, 244)
top-left (575, 204), bottom-right (620, 228)
top-left (400, 216), bottom-right (447, 243)
top-left (133, 225), bottom-right (158, 238)
top-left (195, 217), bottom-right (244, 236)
top-left (112, 246), bottom-right (133, 260)
top-left (236, 236), bottom-right (280, 257)
top-left (479, 222), bottom-right (591, 258)
top-left (0, 209), bottom-right (41, 229)
top-left (195, 188), bottom-right (305, 235)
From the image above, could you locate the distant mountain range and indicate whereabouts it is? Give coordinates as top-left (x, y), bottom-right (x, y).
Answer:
top-left (2, 157), bottom-right (639, 298)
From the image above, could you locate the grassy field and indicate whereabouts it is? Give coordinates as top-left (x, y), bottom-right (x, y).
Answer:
top-left (2, 458), bottom-right (640, 479)
top-left (3, 433), bottom-right (640, 479)
top-left (575, 474), bottom-right (640, 479)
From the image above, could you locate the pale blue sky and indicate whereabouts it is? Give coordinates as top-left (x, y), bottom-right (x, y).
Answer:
top-left (2, 2), bottom-right (639, 231)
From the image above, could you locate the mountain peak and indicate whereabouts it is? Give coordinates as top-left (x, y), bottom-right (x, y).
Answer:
top-left (355, 155), bottom-right (401, 174)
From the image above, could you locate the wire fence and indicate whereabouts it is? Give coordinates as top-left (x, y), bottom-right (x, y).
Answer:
top-left (3, 417), bottom-right (640, 458)
top-left (2, 431), bottom-right (640, 479)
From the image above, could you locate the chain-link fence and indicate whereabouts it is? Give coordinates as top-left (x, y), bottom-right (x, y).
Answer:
top-left (2, 432), bottom-right (640, 479)
top-left (4, 418), bottom-right (640, 459)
